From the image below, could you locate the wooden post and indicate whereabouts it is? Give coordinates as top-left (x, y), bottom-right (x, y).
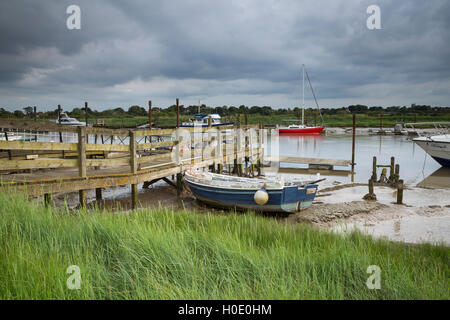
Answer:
top-left (371, 156), bottom-right (377, 181)
top-left (84, 102), bottom-right (89, 143)
top-left (217, 129), bottom-right (223, 172)
top-left (257, 124), bottom-right (264, 176)
top-left (389, 156), bottom-right (395, 182)
top-left (77, 126), bottom-right (87, 208)
top-left (176, 172), bottom-right (183, 198)
top-left (58, 105), bottom-right (65, 158)
top-left (129, 130), bottom-right (137, 174)
top-left (77, 126), bottom-right (87, 178)
top-left (397, 179), bottom-right (404, 204)
top-left (95, 188), bottom-right (102, 201)
top-left (176, 98), bottom-right (180, 128)
top-left (208, 116), bottom-right (212, 128)
top-left (44, 193), bottom-right (51, 207)
top-left (33, 106), bottom-right (37, 141)
top-left (368, 179), bottom-right (374, 195)
top-left (129, 130), bottom-right (138, 209)
top-left (351, 113), bottom-right (356, 174)
top-left (131, 184), bottom-right (138, 209)
top-left (245, 113), bottom-right (248, 126)
top-left (4, 131), bottom-right (12, 160)
top-left (148, 100), bottom-right (152, 129)
top-left (395, 164), bottom-right (400, 184)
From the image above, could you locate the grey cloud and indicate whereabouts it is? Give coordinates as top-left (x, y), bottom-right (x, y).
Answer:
top-left (0, 0), bottom-right (449, 110)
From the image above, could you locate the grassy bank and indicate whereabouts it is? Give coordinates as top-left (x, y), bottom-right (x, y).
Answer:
top-left (98, 113), bottom-right (450, 128)
top-left (2, 112), bottom-right (449, 128)
top-left (0, 191), bottom-right (448, 299)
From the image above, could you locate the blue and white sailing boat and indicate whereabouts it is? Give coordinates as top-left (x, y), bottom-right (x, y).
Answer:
top-left (184, 169), bottom-right (321, 213)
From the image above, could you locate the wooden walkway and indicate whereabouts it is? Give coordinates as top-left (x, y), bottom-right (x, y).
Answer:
top-left (0, 120), bottom-right (264, 208)
top-left (265, 155), bottom-right (351, 171)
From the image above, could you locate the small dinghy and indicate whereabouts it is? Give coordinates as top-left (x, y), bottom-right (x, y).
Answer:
top-left (184, 169), bottom-right (323, 213)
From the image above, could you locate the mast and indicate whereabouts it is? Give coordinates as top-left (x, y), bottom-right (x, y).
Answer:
top-left (198, 100), bottom-right (201, 114)
top-left (302, 64), bottom-right (305, 126)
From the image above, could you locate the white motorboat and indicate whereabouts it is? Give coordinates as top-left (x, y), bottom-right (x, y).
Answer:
top-left (54, 112), bottom-right (86, 126)
top-left (413, 134), bottom-right (450, 167)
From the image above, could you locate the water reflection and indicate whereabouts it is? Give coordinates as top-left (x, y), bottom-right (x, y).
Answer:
top-left (417, 167), bottom-right (450, 189)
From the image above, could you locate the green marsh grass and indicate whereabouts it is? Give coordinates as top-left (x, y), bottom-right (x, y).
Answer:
top-left (0, 191), bottom-right (448, 299)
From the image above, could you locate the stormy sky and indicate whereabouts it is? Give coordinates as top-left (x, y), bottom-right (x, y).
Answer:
top-left (1, 0), bottom-right (449, 111)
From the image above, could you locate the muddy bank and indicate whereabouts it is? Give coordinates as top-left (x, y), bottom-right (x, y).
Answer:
top-left (287, 185), bottom-right (450, 245)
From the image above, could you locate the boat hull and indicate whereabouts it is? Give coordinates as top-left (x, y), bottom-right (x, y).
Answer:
top-left (413, 136), bottom-right (450, 167)
top-left (180, 122), bottom-right (234, 128)
top-left (185, 180), bottom-right (318, 213)
top-left (278, 127), bottom-right (324, 134)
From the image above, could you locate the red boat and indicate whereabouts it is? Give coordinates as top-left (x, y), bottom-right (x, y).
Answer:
top-left (277, 64), bottom-right (325, 135)
top-left (278, 126), bottom-right (325, 134)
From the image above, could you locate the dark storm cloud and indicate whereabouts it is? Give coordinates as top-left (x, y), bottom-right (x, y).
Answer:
top-left (0, 0), bottom-right (449, 109)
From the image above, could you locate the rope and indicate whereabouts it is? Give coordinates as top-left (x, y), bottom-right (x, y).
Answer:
top-left (304, 67), bottom-right (324, 126)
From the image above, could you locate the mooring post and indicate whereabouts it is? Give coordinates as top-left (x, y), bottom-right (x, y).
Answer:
top-left (397, 179), bottom-right (404, 204)
top-left (395, 164), bottom-right (400, 185)
top-left (129, 130), bottom-right (138, 209)
top-left (371, 156), bottom-right (377, 181)
top-left (363, 178), bottom-right (377, 201)
top-left (84, 102), bottom-right (89, 143)
top-left (33, 106), bottom-right (37, 141)
top-left (351, 113), bottom-right (356, 176)
top-left (77, 126), bottom-right (87, 208)
top-left (389, 156), bottom-right (395, 182)
top-left (148, 100), bottom-right (152, 144)
top-left (176, 98), bottom-right (180, 128)
top-left (217, 130), bottom-right (223, 173)
top-left (148, 100), bottom-right (152, 129)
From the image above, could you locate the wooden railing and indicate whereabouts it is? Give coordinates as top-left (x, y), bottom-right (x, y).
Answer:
top-left (0, 120), bottom-right (264, 176)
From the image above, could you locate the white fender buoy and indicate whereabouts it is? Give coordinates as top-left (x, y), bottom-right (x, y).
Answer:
top-left (254, 187), bottom-right (269, 205)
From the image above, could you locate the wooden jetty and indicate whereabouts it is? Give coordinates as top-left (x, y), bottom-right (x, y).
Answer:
top-left (0, 119), bottom-right (264, 209)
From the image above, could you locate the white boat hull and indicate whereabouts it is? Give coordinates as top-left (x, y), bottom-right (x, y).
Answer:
top-left (413, 135), bottom-right (450, 167)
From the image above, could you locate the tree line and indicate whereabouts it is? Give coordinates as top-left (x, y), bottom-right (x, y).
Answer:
top-left (0, 103), bottom-right (449, 119)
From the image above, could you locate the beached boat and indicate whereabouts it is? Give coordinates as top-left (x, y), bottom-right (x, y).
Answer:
top-left (277, 65), bottom-right (325, 134)
top-left (413, 134), bottom-right (450, 167)
top-left (184, 169), bottom-right (321, 213)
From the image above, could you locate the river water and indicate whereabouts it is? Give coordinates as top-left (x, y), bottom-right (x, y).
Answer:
top-left (269, 131), bottom-right (446, 187)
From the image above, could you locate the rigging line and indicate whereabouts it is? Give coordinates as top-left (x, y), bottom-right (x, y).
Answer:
top-left (304, 67), bottom-right (324, 126)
